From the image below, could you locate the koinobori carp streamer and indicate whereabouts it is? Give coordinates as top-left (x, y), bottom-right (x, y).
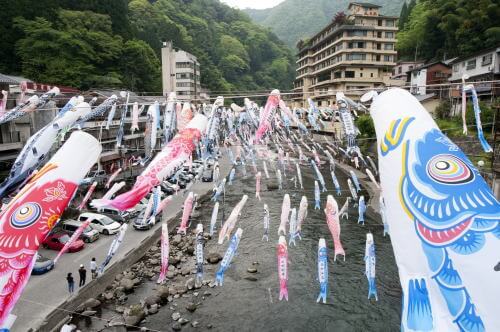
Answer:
top-left (0, 131), bottom-right (100, 326)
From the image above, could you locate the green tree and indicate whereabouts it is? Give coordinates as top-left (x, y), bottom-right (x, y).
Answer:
top-left (14, 10), bottom-right (123, 89)
top-left (397, 0), bottom-right (500, 60)
top-left (356, 115), bottom-right (375, 138)
top-left (120, 39), bottom-right (161, 92)
top-left (398, 1), bottom-right (408, 30)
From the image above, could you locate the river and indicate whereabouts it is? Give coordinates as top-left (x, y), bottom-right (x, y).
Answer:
top-left (74, 148), bottom-right (402, 332)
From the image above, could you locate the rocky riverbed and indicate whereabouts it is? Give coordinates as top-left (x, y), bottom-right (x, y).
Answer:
top-left (69, 156), bottom-right (402, 332)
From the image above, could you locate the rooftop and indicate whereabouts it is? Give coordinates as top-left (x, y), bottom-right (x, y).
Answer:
top-left (0, 73), bottom-right (32, 85)
top-left (449, 45), bottom-right (500, 64)
top-left (411, 61), bottom-right (451, 72)
top-left (348, 2), bottom-right (382, 9)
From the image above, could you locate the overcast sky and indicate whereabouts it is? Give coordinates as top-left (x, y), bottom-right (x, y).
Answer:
top-left (220, 0), bottom-right (285, 9)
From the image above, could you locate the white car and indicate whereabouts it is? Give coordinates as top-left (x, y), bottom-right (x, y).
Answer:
top-left (77, 213), bottom-right (121, 235)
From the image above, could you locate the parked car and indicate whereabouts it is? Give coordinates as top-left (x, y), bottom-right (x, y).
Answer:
top-left (77, 213), bottom-right (121, 235)
top-left (82, 169), bottom-right (107, 185)
top-left (94, 207), bottom-right (130, 223)
top-left (132, 210), bottom-right (154, 231)
top-left (201, 168), bottom-right (214, 182)
top-left (32, 254), bottom-right (54, 275)
top-left (61, 219), bottom-right (100, 243)
top-left (42, 232), bottom-right (85, 252)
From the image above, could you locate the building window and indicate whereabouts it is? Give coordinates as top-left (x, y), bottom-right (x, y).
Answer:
top-left (377, 31), bottom-right (382, 38)
top-left (482, 54), bottom-right (492, 66)
top-left (466, 59), bottom-right (476, 70)
top-left (333, 71), bottom-right (341, 79)
top-left (453, 65), bottom-right (459, 72)
top-left (384, 43), bottom-right (394, 50)
top-left (347, 30), bottom-right (368, 37)
top-left (360, 72), bottom-right (363, 77)
top-left (384, 55), bottom-right (393, 62)
top-left (345, 71), bottom-right (355, 78)
top-left (386, 20), bottom-right (395, 27)
top-left (348, 41), bottom-right (365, 49)
top-left (385, 32), bottom-right (394, 38)
top-left (346, 53), bottom-right (366, 61)
top-left (378, 19), bottom-right (382, 26)
top-left (398, 67), bottom-right (402, 74)
top-left (370, 73), bottom-right (374, 77)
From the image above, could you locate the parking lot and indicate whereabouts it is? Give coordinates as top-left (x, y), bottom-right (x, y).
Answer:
top-left (11, 155), bottom-right (232, 332)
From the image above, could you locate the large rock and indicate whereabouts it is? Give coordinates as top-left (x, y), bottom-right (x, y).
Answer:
top-left (124, 304), bottom-right (145, 326)
top-left (170, 256), bottom-right (181, 265)
top-left (156, 286), bottom-right (170, 301)
top-left (206, 253), bottom-right (222, 264)
top-left (185, 278), bottom-right (195, 290)
top-left (83, 298), bottom-right (101, 310)
top-left (172, 312), bottom-right (181, 321)
top-left (144, 294), bottom-right (161, 306)
top-left (185, 302), bottom-right (197, 313)
top-left (171, 235), bottom-right (182, 246)
top-left (148, 304), bottom-right (159, 315)
top-left (267, 181), bottom-right (279, 190)
top-left (120, 278), bottom-right (135, 292)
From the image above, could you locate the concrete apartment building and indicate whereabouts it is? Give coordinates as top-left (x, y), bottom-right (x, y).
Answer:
top-left (161, 41), bottom-right (201, 101)
top-left (292, 2), bottom-right (400, 107)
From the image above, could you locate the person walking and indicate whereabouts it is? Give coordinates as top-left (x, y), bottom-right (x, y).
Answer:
top-left (90, 257), bottom-right (97, 280)
top-left (66, 273), bottom-right (74, 294)
top-left (78, 264), bottom-right (87, 287)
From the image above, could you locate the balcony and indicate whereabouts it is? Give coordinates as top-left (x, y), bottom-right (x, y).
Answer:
top-left (0, 131), bottom-right (23, 152)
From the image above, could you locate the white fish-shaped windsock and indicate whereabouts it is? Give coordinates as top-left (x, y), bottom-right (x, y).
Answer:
top-left (316, 238), bottom-right (328, 304)
top-left (371, 88), bottom-right (500, 332)
top-left (209, 202), bottom-right (219, 236)
top-left (296, 196), bottom-right (308, 237)
top-left (278, 194), bottom-right (290, 236)
top-left (0, 101), bottom-right (91, 199)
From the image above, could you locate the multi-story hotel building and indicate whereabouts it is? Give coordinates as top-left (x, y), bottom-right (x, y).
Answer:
top-left (161, 41), bottom-right (201, 101)
top-left (292, 2), bottom-right (400, 107)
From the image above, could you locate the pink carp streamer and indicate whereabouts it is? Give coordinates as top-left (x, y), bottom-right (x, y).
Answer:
top-left (54, 220), bottom-right (91, 264)
top-left (92, 114), bottom-right (207, 211)
top-left (105, 168), bottom-right (122, 189)
top-left (324, 195), bottom-right (345, 261)
top-left (157, 223), bottom-right (170, 283)
top-left (178, 102), bottom-right (193, 131)
top-left (255, 172), bottom-right (262, 200)
top-left (156, 196), bottom-right (172, 215)
top-left (0, 131), bottom-right (100, 326)
top-left (277, 236), bottom-right (289, 301)
top-left (178, 192), bottom-right (194, 235)
top-left (218, 195), bottom-right (248, 244)
top-left (77, 181), bottom-right (97, 210)
top-left (254, 90), bottom-right (281, 143)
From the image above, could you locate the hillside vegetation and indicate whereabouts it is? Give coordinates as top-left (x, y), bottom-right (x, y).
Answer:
top-left (0, 0), bottom-right (295, 93)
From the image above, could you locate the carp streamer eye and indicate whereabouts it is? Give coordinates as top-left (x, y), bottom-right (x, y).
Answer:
top-left (427, 154), bottom-right (474, 185)
top-left (11, 202), bottom-right (42, 228)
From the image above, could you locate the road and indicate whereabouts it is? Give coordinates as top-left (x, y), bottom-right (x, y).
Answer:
top-left (11, 154), bottom-right (232, 332)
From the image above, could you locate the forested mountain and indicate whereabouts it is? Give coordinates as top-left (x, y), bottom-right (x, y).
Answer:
top-left (397, 0), bottom-right (500, 61)
top-left (0, 0), bottom-right (295, 93)
top-left (244, 0), bottom-right (405, 49)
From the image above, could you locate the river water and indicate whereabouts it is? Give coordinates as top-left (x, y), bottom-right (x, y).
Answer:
top-left (76, 150), bottom-right (402, 331)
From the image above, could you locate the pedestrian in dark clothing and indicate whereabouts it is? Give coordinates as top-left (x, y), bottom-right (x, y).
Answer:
top-left (78, 264), bottom-right (87, 287)
top-left (67, 273), bottom-right (74, 293)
